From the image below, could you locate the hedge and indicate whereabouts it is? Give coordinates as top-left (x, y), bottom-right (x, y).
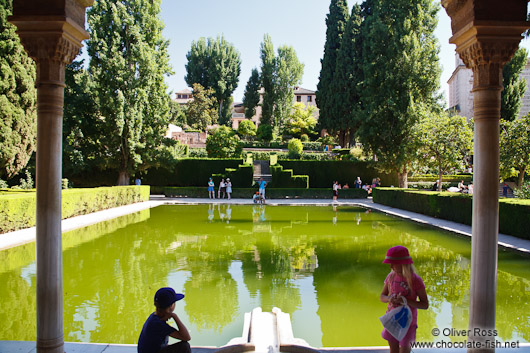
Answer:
top-left (372, 188), bottom-right (530, 240)
top-left (408, 174), bottom-right (473, 183)
top-left (270, 164), bottom-right (309, 188)
top-left (0, 186), bottom-right (150, 234)
top-left (143, 158), bottom-right (245, 186)
top-left (162, 187), bottom-right (368, 199)
top-left (278, 160), bottom-right (398, 188)
top-left (212, 164), bottom-right (254, 188)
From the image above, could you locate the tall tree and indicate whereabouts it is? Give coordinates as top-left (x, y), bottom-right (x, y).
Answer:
top-left (87, 0), bottom-right (173, 185)
top-left (501, 47), bottom-right (528, 121)
top-left (331, 4), bottom-right (363, 147)
top-left (414, 113), bottom-right (473, 191)
top-left (63, 59), bottom-right (103, 179)
top-left (185, 36), bottom-right (241, 125)
top-left (0, 0), bottom-right (37, 180)
top-left (500, 115), bottom-right (530, 188)
top-left (274, 45), bottom-right (304, 132)
top-left (358, 0), bottom-right (441, 187)
top-left (243, 68), bottom-right (261, 119)
top-left (316, 0), bottom-right (350, 132)
top-left (260, 34), bottom-right (276, 126)
top-left (186, 83), bottom-right (218, 131)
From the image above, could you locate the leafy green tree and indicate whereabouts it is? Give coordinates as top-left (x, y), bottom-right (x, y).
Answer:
top-left (316, 0), bottom-right (349, 133)
top-left (0, 0), bottom-right (37, 180)
top-left (414, 113), bottom-right (473, 191)
top-left (206, 126), bottom-right (242, 158)
top-left (284, 102), bottom-right (317, 139)
top-left (87, 0), bottom-right (173, 185)
top-left (260, 34), bottom-right (276, 126)
top-left (287, 138), bottom-right (304, 159)
top-left (63, 60), bottom-right (103, 178)
top-left (500, 115), bottom-right (530, 188)
top-left (169, 99), bottom-right (187, 127)
top-left (186, 83), bottom-right (218, 131)
top-left (257, 124), bottom-right (274, 143)
top-left (274, 45), bottom-right (304, 132)
top-left (501, 47), bottom-right (528, 121)
top-left (330, 4), bottom-right (363, 147)
top-left (237, 120), bottom-right (257, 140)
top-left (358, 0), bottom-right (441, 187)
top-left (243, 68), bottom-right (261, 119)
top-left (185, 36), bottom-right (241, 125)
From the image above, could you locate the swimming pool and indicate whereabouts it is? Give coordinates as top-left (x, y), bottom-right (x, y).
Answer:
top-left (0, 204), bottom-right (528, 347)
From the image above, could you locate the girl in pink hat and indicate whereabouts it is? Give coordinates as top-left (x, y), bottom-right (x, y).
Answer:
top-left (380, 245), bottom-right (429, 353)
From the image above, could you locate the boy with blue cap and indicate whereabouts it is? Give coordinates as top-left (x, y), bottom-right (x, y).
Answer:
top-left (138, 287), bottom-right (191, 353)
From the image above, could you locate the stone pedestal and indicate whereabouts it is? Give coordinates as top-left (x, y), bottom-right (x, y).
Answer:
top-left (9, 1), bottom-right (92, 352)
top-left (442, 1), bottom-right (528, 352)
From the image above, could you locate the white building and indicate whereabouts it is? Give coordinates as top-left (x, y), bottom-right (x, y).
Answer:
top-left (448, 53), bottom-right (530, 120)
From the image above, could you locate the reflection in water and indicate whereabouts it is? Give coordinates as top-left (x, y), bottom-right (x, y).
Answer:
top-left (0, 205), bottom-right (529, 348)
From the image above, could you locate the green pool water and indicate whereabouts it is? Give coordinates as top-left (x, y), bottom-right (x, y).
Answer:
top-left (0, 204), bottom-right (529, 347)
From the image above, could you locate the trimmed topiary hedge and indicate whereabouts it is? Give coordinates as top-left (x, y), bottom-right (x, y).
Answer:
top-left (278, 160), bottom-right (398, 188)
top-left (0, 186), bottom-right (150, 234)
top-left (162, 187), bottom-right (368, 199)
top-left (212, 164), bottom-right (254, 188)
top-left (372, 187), bottom-right (530, 240)
top-left (408, 174), bottom-right (473, 183)
top-left (270, 165), bottom-right (309, 188)
top-left (143, 158), bottom-right (245, 186)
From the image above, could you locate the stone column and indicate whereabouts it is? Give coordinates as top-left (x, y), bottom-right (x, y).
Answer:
top-left (441, 1), bottom-right (528, 352)
top-left (9, 1), bottom-right (92, 352)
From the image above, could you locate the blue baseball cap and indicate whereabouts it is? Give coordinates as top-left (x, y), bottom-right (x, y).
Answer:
top-left (154, 287), bottom-right (185, 308)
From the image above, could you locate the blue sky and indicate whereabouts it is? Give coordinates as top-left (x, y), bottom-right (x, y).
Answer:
top-left (87, 1), bottom-right (530, 106)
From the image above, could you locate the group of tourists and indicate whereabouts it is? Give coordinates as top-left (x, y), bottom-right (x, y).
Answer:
top-left (333, 177), bottom-right (381, 199)
top-left (207, 177), bottom-right (233, 200)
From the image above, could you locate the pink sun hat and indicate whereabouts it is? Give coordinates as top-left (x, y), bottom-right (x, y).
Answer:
top-left (383, 245), bottom-right (414, 264)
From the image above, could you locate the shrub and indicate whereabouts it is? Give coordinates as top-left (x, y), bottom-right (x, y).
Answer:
top-left (0, 179), bottom-right (8, 188)
top-left (278, 160), bottom-right (398, 188)
top-left (162, 187), bottom-right (368, 199)
top-left (373, 188), bottom-right (530, 240)
top-left (237, 120), bottom-right (257, 139)
top-left (189, 148), bottom-right (208, 158)
top-left (143, 158), bottom-right (245, 186)
top-left (270, 164), bottom-right (309, 188)
top-left (257, 124), bottom-right (273, 142)
top-left (300, 134), bottom-right (309, 142)
top-left (206, 126), bottom-right (243, 158)
top-left (0, 186), bottom-right (150, 234)
top-left (287, 138), bottom-right (303, 159)
top-left (514, 180), bottom-right (530, 199)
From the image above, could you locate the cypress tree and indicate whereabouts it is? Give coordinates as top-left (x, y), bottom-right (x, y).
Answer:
top-left (243, 68), bottom-right (261, 119)
top-left (0, 0), bottom-right (37, 180)
top-left (316, 0), bottom-right (349, 133)
top-left (260, 34), bottom-right (276, 127)
top-left (331, 4), bottom-right (363, 147)
top-left (501, 47), bottom-right (528, 121)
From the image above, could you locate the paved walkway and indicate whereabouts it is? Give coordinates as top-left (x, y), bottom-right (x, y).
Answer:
top-left (1, 197), bottom-right (530, 352)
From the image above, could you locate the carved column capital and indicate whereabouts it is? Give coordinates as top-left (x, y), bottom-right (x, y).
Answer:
top-left (9, 0), bottom-right (92, 84)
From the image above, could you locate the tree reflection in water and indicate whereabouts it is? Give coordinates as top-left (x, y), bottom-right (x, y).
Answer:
top-left (0, 205), bottom-right (528, 347)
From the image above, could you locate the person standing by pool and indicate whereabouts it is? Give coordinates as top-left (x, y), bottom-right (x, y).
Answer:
top-left (208, 178), bottom-right (215, 199)
top-left (332, 181), bottom-right (340, 201)
top-left (355, 177), bottom-right (362, 188)
top-left (258, 178), bottom-right (267, 204)
top-left (138, 287), bottom-right (191, 353)
top-left (226, 178), bottom-right (232, 200)
top-left (218, 178), bottom-right (226, 199)
top-left (380, 246), bottom-right (429, 353)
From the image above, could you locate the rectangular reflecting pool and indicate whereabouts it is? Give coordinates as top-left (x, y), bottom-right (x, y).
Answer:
top-left (0, 204), bottom-right (529, 347)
